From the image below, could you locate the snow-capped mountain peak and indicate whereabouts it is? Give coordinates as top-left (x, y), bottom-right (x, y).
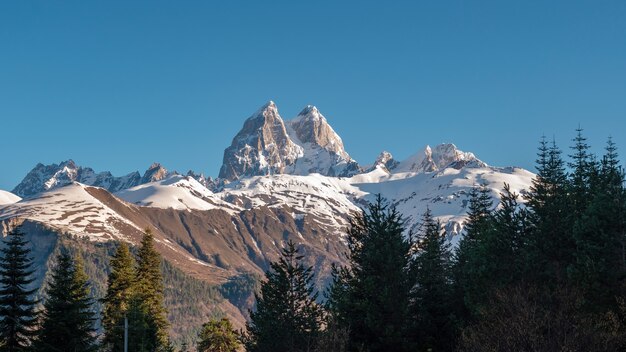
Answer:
top-left (288, 105), bottom-right (350, 160)
top-left (218, 102), bottom-right (361, 181)
top-left (368, 151), bottom-right (399, 173)
top-left (395, 143), bottom-right (486, 174)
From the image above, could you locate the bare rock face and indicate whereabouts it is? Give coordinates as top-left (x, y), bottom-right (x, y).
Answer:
top-left (219, 101), bottom-right (302, 181)
top-left (288, 105), bottom-right (349, 159)
top-left (141, 162), bottom-right (170, 183)
top-left (368, 151), bottom-right (399, 173)
top-left (219, 102), bottom-right (361, 181)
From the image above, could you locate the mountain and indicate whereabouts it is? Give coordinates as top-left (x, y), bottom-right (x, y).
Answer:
top-left (394, 143), bottom-right (486, 174)
top-left (0, 190), bottom-right (21, 205)
top-left (219, 102), bottom-right (360, 181)
top-left (0, 101), bottom-right (537, 343)
top-left (11, 160), bottom-right (176, 198)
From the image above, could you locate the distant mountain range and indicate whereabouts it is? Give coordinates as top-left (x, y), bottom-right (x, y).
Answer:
top-left (0, 101), bottom-right (535, 340)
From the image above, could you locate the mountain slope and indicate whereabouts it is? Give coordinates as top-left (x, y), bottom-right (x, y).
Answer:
top-left (0, 190), bottom-right (21, 205)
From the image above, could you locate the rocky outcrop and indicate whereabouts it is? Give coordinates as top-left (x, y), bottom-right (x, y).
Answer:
top-left (368, 151), bottom-right (399, 173)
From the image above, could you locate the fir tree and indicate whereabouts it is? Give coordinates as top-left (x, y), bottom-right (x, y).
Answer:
top-left (488, 183), bottom-right (528, 281)
top-left (35, 251), bottom-right (97, 352)
top-left (326, 195), bottom-right (412, 352)
top-left (453, 185), bottom-right (493, 320)
top-left (568, 127), bottom-right (597, 219)
top-left (102, 242), bottom-right (137, 351)
top-left (245, 241), bottom-right (322, 352)
top-left (525, 137), bottom-right (572, 283)
top-left (133, 229), bottom-right (170, 351)
top-left (569, 138), bottom-right (626, 311)
top-left (197, 318), bottom-right (240, 352)
top-left (0, 228), bottom-right (38, 352)
top-left (410, 209), bottom-right (455, 351)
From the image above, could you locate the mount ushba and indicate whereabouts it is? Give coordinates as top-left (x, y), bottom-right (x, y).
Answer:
top-left (0, 101), bottom-right (535, 337)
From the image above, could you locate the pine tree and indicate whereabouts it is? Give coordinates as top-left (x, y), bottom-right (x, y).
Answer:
top-left (0, 228), bottom-right (38, 352)
top-left (35, 251), bottom-right (97, 352)
top-left (197, 318), bottom-right (240, 352)
top-left (326, 195), bottom-right (412, 352)
top-left (568, 127), bottom-right (597, 219)
top-left (102, 242), bottom-right (137, 351)
top-left (525, 137), bottom-right (572, 283)
top-left (133, 229), bottom-right (170, 351)
top-left (453, 185), bottom-right (493, 320)
top-left (245, 240), bottom-right (322, 352)
top-left (488, 184), bottom-right (528, 281)
top-left (410, 209), bottom-right (455, 351)
top-left (569, 138), bottom-right (626, 311)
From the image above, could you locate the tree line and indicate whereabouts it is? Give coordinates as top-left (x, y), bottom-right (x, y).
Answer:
top-left (1, 128), bottom-right (626, 351)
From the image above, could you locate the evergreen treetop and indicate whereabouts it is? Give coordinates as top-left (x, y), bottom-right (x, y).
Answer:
top-left (35, 250), bottom-right (97, 352)
top-left (0, 227), bottom-right (38, 352)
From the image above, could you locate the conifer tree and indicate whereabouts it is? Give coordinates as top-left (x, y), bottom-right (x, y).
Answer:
top-left (568, 127), bottom-right (597, 219)
top-left (102, 242), bottom-right (137, 351)
top-left (133, 229), bottom-right (170, 351)
top-left (0, 227), bottom-right (38, 352)
top-left (410, 209), bottom-right (455, 351)
top-left (525, 137), bottom-right (572, 283)
top-left (570, 138), bottom-right (626, 311)
top-left (35, 251), bottom-right (97, 352)
top-left (453, 185), bottom-right (493, 320)
top-left (245, 241), bottom-right (322, 352)
top-left (488, 184), bottom-right (528, 281)
top-left (326, 195), bottom-right (412, 352)
top-left (197, 318), bottom-right (240, 352)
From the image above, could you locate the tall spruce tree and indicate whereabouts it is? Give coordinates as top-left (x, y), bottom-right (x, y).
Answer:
top-left (410, 209), bottom-right (455, 351)
top-left (453, 185), bottom-right (493, 320)
top-left (0, 228), bottom-right (38, 352)
top-left (525, 137), bottom-right (572, 283)
top-left (35, 251), bottom-right (97, 352)
top-left (133, 229), bottom-right (170, 351)
top-left (568, 127), bottom-right (597, 219)
top-left (488, 184), bottom-right (528, 281)
top-left (245, 241), bottom-right (322, 352)
top-left (569, 138), bottom-right (626, 311)
top-left (326, 195), bottom-right (412, 352)
top-left (102, 242), bottom-right (137, 351)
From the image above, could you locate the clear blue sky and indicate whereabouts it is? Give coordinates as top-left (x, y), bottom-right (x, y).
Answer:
top-left (1, 1), bottom-right (625, 190)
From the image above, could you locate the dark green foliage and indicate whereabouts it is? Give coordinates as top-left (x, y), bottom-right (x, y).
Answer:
top-left (197, 318), bottom-right (240, 352)
top-left (569, 138), bottom-right (626, 311)
top-left (524, 137), bottom-right (572, 284)
top-left (131, 229), bottom-right (170, 351)
top-left (410, 209), bottom-right (455, 351)
top-left (460, 284), bottom-right (626, 352)
top-left (453, 186), bottom-right (493, 319)
top-left (483, 184), bottom-right (528, 286)
top-left (568, 128), bottom-right (598, 219)
top-left (0, 228), bottom-right (38, 352)
top-left (102, 242), bottom-right (136, 351)
top-left (326, 195), bottom-right (412, 352)
top-left (246, 241), bottom-right (322, 352)
top-left (35, 251), bottom-right (97, 352)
